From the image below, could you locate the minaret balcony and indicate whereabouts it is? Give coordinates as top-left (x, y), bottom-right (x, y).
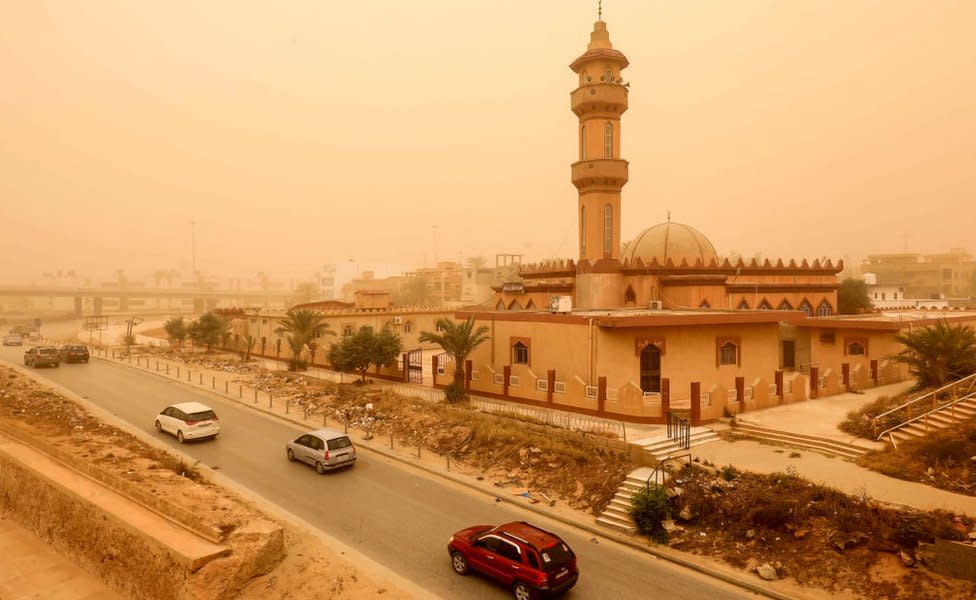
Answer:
top-left (571, 84), bottom-right (629, 117)
top-left (571, 159), bottom-right (629, 190)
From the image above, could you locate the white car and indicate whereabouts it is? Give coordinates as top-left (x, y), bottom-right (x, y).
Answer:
top-left (154, 401), bottom-right (220, 443)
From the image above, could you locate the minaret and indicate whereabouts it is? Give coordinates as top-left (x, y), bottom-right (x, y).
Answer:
top-left (570, 11), bottom-right (629, 263)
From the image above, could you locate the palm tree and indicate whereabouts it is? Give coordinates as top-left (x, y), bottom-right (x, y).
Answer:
top-left (276, 308), bottom-right (335, 370)
top-left (419, 316), bottom-right (490, 403)
top-left (894, 320), bottom-right (976, 388)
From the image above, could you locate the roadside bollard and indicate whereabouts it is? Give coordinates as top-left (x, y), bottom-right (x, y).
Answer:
top-left (416, 444), bottom-right (421, 459)
top-left (211, 376), bottom-right (215, 389)
top-left (177, 367), bottom-right (180, 378)
top-left (225, 381), bottom-right (228, 393)
top-left (155, 360), bottom-right (159, 371)
top-left (199, 373), bottom-right (203, 385)
top-left (239, 385), bottom-right (243, 398)
top-left (285, 397), bottom-right (288, 414)
top-left (322, 411), bottom-right (327, 427)
top-left (447, 454), bottom-right (451, 472)
top-left (390, 431), bottom-right (394, 450)
top-left (254, 389), bottom-right (258, 403)
top-left (187, 370), bottom-right (191, 382)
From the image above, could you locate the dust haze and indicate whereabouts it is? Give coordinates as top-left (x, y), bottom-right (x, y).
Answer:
top-left (2, 0), bottom-right (973, 287)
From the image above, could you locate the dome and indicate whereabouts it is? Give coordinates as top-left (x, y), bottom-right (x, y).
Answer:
top-left (621, 221), bottom-right (718, 266)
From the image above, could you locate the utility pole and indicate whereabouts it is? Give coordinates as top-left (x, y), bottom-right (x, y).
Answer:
top-left (191, 220), bottom-right (197, 283)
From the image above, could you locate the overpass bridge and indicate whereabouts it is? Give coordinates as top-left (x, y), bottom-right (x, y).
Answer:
top-left (0, 285), bottom-right (293, 315)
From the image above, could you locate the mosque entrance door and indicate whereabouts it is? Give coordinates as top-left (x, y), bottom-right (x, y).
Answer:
top-left (640, 345), bottom-right (661, 393)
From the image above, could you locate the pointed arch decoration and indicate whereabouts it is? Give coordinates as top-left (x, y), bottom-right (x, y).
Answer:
top-left (525, 299), bottom-right (536, 309)
top-left (817, 299), bottom-right (833, 316)
top-left (758, 298), bottom-right (773, 310)
top-left (778, 299), bottom-right (794, 311)
top-left (507, 299), bottom-right (523, 311)
top-left (496, 300), bottom-right (505, 311)
top-left (624, 285), bottom-right (636, 305)
top-left (797, 298), bottom-right (813, 316)
top-left (699, 299), bottom-right (711, 308)
top-left (737, 299), bottom-right (750, 310)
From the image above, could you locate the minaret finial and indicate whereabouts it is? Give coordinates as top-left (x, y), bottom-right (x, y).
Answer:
top-left (598, 1), bottom-right (602, 20)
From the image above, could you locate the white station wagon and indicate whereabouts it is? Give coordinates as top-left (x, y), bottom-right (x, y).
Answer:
top-left (154, 401), bottom-right (220, 443)
top-left (286, 428), bottom-right (356, 473)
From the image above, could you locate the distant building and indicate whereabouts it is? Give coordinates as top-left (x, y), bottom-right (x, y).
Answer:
top-left (861, 248), bottom-right (975, 299)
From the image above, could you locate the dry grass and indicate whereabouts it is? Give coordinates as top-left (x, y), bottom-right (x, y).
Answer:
top-left (858, 421), bottom-right (976, 495)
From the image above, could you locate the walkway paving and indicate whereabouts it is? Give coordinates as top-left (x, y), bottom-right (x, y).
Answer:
top-left (0, 519), bottom-right (125, 600)
top-left (695, 381), bottom-right (976, 516)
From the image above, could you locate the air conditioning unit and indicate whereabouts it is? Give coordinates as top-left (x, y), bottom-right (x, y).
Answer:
top-left (549, 295), bottom-right (573, 313)
top-left (649, 300), bottom-right (664, 310)
top-left (393, 316), bottom-right (402, 325)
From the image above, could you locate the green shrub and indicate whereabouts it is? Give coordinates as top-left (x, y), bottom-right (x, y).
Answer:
top-left (720, 464), bottom-right (740, 481)
top-left (630, 484), bottom-right (671, 543)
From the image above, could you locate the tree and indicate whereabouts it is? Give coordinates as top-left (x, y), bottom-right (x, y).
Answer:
top-left (419, 316), bottom-right (490, 403)
top-left (276, 308), bottom-right (335, 371)
top-left (237, 335), bottom-right (256, 361)
top-left (837, 277), bottom-right (872, 314)
top-left (327, 325), bottom-right (403, 383)
top-left (894, 320), bottom-right (976, 389)
top-left (163, 317), bottom-right (188, 352)
top-left (188, 312), bottom-right (229, 353)
top-left (396, 276), bottom-right (435, 307)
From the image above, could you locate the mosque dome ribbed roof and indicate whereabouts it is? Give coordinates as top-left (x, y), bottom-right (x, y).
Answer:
top-left (622, 221), bottom-right (718, 266)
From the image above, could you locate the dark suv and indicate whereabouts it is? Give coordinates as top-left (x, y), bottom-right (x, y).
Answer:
top-left (24, 346), bottom-right (61, 368)
top-left (448, 521), bottom-right (578, 600)
top-left (60, 344), bottom-right (90, 363)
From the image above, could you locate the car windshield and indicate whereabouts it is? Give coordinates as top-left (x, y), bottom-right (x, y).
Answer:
top-left (326, 436), bottom-right (352, 450)
top-left (539, 542), bottom-right (575, 572)
top-left (38, 348), bottom-right (57, 355)
top-left (186, 410), bottom-right (216, 422)
top-left (69, 346), bottom-right (86, 351)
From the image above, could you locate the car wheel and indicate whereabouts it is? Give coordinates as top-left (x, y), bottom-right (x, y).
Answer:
top-left (315, 461), bottom-right (325, 475)
top-left (286, 448), bottom-right (295, 462)
top-left (450, 551), bottom-right (470, 575)
top-left (513, 581), bottom-right (536, 600)
top-left (54, 362), bottom-right (60, 368)
top-left (154, 420), bottom-right (162, 432)
top-left (177, 431), bottom-right (185, 444)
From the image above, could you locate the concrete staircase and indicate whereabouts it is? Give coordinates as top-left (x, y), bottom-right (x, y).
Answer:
top-left (596, 468), bottom-right (654, 534)
top-left (888, 398), bottom-right (976, 444)
top-left (631, 427), bottom-right (720, 462)
top-left (730, 420), bottom-right (869, 460)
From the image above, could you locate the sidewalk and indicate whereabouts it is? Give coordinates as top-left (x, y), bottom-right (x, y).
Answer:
top-left (692, 381), bottom-right (976, 516)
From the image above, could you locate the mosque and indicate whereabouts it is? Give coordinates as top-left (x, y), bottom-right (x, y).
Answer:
top-left (444, 13), bottom-right (965, 424)
top-left (243, 11), bottom-right (976, 425)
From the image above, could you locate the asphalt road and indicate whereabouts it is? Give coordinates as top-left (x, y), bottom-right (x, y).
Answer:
top-left (1, 345), bottom-right (755, 600)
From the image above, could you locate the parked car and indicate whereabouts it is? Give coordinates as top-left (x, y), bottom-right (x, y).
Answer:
top-left (448, 521), bottom-right (579, 600)
top-left (3, 334), bottom-right (22, 346)
top-left (154, 402), bottom-right (220, 443)
top-left (24, 346), bottom-right (60, 368)
top-left (60, 344), bottom-right (90, 363)
top-left (285, 428), bottom-right (356, 473)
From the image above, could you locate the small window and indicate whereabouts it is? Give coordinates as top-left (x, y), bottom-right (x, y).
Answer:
top-left (553, 381), bottom-right (566, 394)
top-left (527, 551), bottom-right (540, 570)
top-left (847, 341), bottom-right (866, 356)
top-left (719, 341), bottom-right (738, 365)
top-left (604, 122), bottom-right (613, 158)
top-left (536, 379), bottom-right (549, 392)
top-left (496, 540), bottom-right (522, 562)
top-left (343, 324), bottom-right (354, 337)
top-left (585, 385), bottom-right (598, 399)
top-left (699, 299), bottom-right (711, 309)
top-left (494, 373), bottom-right (504, 385)
top-left (798, 299), bottom-right (813, 315)
top-left (404, 321), bottom-right (413, 333)
top-left (603, 204), bottom-right (613, 256)
top-left (513, 341), bottom-right (529, 365)
top-left (509, 375), bottom-right (520, 387)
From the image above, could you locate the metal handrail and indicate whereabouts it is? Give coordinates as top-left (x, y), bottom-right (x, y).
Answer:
top-left (666, 410), bottom-right (691, 451)
top-left (875, 389), bottom-right (976, 442)
top-left (872, 373), bottom-right (976, 422)
top-left (645, 453), bottom-right (692, 490)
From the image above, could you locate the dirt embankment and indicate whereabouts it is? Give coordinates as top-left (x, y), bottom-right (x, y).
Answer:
top-left (0, 366), bottom-right (409, 599)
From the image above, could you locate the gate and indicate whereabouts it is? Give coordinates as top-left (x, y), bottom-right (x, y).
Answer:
top-left (406, 347), bottom-right (424, 384)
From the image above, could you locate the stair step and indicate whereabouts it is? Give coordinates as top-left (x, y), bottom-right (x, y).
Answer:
top-left (731, 424), bottom-right (864, 458)
top-left (635, 431), bottom-right (719, 451)
top-left (596, 515), bottom-right (636, 534)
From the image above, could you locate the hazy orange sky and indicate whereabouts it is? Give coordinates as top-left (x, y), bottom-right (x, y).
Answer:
top-left (2, 1), bottom-right (973, 285)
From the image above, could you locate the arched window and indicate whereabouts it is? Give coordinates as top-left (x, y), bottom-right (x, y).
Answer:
top-left (737, 299), bottom-right (750, 309)
top-left (624, 286), bottom-right (636, 305)
top-left (605, 68), bottom-right (613, 82)
top-left (404, 321), bottom-right (413, 333)
top-left (580, 125), bottom-right (586, 160)
top-left (580, 206), bottom-right (587, 257)
top-left (847, 341), bottom-right (866, 356)
top-left (342, 324), bottom-right (354, 337)
top-left (798, 299), bottom-right (813, 316)
top-left (778, 299), bottom-right (794, 311)
top-left (758, 299), bottom-right (773, 310)
top-left (719, 341), bottom-right (738, 366)
top-left (603, 204), bottom-right (613, 256)
top-left (604, 123), bottom-right (613, 158)
top-left (512, 341), bottom-right (529, 365)
top-left (817, 300), bottom-right (833, 316)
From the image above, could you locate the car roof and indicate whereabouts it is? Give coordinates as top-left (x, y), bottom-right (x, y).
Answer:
top-left (167, 401), bottom-right (214, 413)
top-left (303, 428), bottom-right (349, 440)
top-left (494, 522), bottom-right (563, 549)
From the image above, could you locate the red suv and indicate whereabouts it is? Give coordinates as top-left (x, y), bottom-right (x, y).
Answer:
top-left (448, 521), bottom-right (578, 600)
